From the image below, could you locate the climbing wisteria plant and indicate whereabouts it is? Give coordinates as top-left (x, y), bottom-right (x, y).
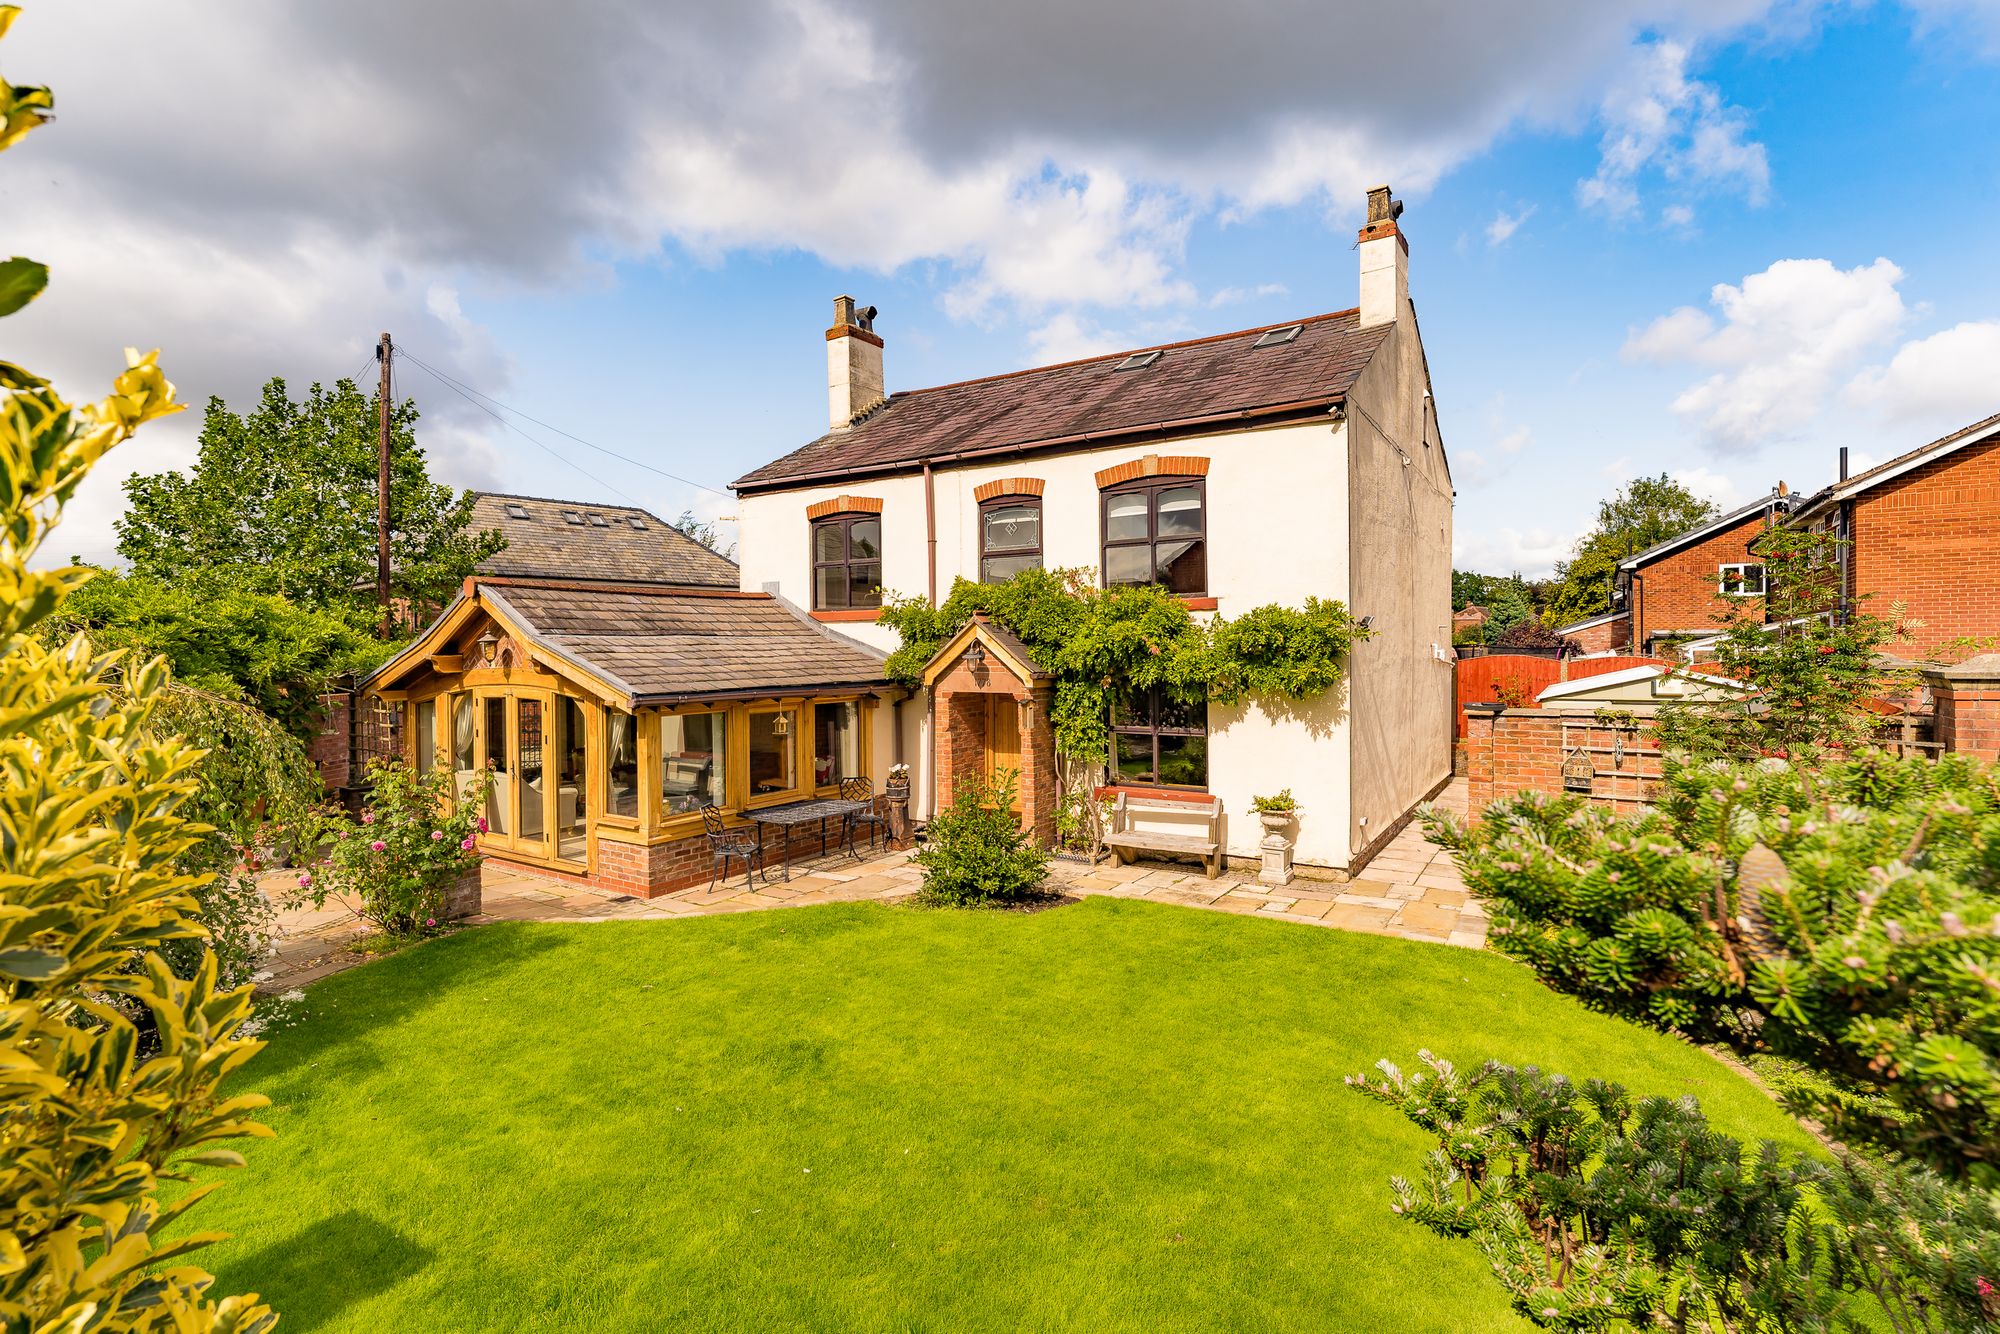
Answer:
top-left (879, 567), bottom-right (1366, 855)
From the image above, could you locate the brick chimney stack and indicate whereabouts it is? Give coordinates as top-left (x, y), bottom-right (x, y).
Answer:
top-left (1357, 185), bottom-right (1408, 329)
top-left (826, 296), bottom-right (884, 432)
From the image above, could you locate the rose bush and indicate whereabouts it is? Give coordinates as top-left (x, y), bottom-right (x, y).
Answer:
top-left (300, 761), bottom-right (486, 935)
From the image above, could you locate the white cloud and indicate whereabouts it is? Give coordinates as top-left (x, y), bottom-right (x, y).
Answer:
top-left (1671, 464), bottom-right (1745, 509)
top-left (1455, 398), bottom-right (1534, 486)
top-left (1024, 313), bottom-right (1134, 364)
top-left (1485, 204), bottom-right (1537, 246)
top-left (1846, 321), bottom-right (2000, 426)
top-left (1902, 0), bottom-right (2000, 55)
top-left (1208, 282), bottom-right (1290, 308)
top-left (1577, 39), bottom-right (1770, 222)
top-left (1453, 525), bottom-right (1588, 580)
top-left (1623, 257), bottom-right (1910, 449)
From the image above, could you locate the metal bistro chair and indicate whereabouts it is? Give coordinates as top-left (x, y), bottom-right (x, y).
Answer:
top-left (701, 804), bottom-right (761, 890)
top-left (839, 777), bottom-right (889, 858)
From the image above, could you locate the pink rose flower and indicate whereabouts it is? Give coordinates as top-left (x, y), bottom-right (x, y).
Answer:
top-left (297, 872), bottom-right (312, 888)
top-left (361, 811), bottom-right (375, 824)
top-left (476, 817), bottom-right (489, 834)
top-left (425, 918), bottom-right (436, 927)
top-left (430, 829), bottom-right (445, 841)
top-left (370, 839), bottom-right (387, 852)
top-left (461, 836), bottom-right (477, 851)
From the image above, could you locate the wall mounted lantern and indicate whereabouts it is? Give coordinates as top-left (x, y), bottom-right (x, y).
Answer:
top-left (475, 630), bottom-right (500, 665)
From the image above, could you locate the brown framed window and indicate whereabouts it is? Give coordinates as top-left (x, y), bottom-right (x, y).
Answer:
top-left (1110, 688), bottom-right (1208, 789)
top-left (812, 514), bottom-right (881, 610)
top-left (979, 496), bottom-right (1042, 583)
top-left (1102, 477), bottom-right (1205, 594)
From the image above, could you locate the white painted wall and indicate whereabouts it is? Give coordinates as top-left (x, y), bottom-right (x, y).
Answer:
top-left (738, 420), bottom-right (1360, 867)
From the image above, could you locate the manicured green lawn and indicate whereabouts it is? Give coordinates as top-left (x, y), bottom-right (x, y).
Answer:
top-left (201, 898), bottom-right (1813, 1332)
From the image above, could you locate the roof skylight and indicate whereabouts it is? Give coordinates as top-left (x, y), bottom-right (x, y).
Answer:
top-left (504, 503), bottom-right (530, 519)
top-left (561, 511), bottom-right (584, 525)
top-left (1253, 324), bottom-right (1302, 348)
top-left (587, 513), bottom-right (610, 527)
top-left (626, 516), bottom-right (647, 530)
top-left (1115, 350), bottom-right (1163, 371)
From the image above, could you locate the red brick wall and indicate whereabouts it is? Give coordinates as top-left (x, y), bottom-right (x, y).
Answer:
top-left (1566, 613), bottom-right (1630, 655)
top-left (1631, 512), bottom-right (1770, 646)
top-left (1465, 708), bottom-right (1664, 816)
top-left (1926, 665), bottom-right (2000, 760)
top-left (311, 691), bottom-right (351, 792)
top-left (1849, 437), bottom-right (2000, 662)
top-left (932, 681), bottom-right (1059, 848)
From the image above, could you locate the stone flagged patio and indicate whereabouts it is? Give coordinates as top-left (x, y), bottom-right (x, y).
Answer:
top-left (259, 779), bottom-right (1482, 992)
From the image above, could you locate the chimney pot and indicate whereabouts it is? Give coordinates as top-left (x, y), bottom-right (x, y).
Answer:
top-left (826, 296), bottom-right (885, 432)
top-left (1357, 185), bottom-right (1408, 329)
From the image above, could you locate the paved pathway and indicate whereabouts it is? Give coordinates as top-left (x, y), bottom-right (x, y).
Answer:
top-left (261, 779), bottom-right (1480, 992)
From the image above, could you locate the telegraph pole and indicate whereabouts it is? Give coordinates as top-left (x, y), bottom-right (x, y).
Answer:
top-left (376, 331), bottom-right (393, 638)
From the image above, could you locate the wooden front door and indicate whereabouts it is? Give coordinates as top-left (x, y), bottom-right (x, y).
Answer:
top-left (982, 695), bottom-right (1025, 817)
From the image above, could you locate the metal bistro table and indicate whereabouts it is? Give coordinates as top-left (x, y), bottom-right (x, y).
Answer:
top-left (743, 797), bottom-right (871, 882)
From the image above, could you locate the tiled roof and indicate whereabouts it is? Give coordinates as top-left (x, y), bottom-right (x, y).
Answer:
top-left (485, 583), bottom-right (887, 706)
top-left (733, 310), bottom-right (1390, 491)
top-left (470, 491), bottom-right (738, 587)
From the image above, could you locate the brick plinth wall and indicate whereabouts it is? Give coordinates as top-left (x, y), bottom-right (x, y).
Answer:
top-left (442, 862), bottom-right (483, 918)
top-left (1925, 654), bottom-right (2000, 759)
top-left (1465, 705), bottom-right (1663, 816)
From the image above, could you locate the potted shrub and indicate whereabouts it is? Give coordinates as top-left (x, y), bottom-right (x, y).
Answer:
top-left (1251, 788), bottom-right (1299, 834)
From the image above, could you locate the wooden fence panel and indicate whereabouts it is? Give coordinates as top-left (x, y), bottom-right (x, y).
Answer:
top-left (1455, 654), bottom-right (1675, 736)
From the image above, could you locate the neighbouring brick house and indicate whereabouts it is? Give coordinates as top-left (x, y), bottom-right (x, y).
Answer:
top-left (731, 185), bottom-right (1456, 878)
top-left (1555, 489), bottom-right (1792, 656)
top-left (1453, 604), bottom-right (1489, 637)
top-left (1785, 410), bottom-right (2000, 663)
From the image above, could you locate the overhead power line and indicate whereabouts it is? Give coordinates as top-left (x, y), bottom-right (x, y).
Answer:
top-left (396, 347), bottom-right (729, 498)
top-left (394, 349), bottom-right (618, 496)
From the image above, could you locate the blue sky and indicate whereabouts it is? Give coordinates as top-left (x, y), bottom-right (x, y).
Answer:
top-left (9, 1), bottom-right (1999, 576)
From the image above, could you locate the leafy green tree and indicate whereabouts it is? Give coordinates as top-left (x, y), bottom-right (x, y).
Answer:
top-left (1546, 474), bottom-right (1720, 628)
top-left (116, 375), bottom-right (505, 621)
top-left (47, 568), bottom-right (384, 739)
top-left (1656, 527), bottom-right (1914, 761)
top-left (1480, 578), bottom-right (1534, 645)
top-left (1, 10), bottom-right (274, 1321)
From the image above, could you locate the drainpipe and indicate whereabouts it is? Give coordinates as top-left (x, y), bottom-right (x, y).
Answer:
top-left (1836, 447), bottom-right (1852, 622)
top-left (923, 459), bottom-right (938, 608)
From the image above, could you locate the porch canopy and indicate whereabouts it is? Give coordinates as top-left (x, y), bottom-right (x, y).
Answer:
top-left (919, 614), bottom-right (1059, 845)
top-left (364, 578), bottom-right (892, 872)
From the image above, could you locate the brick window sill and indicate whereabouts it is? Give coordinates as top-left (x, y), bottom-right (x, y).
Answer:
top-left (1180, 596), bottom-right (1218, 611)
top-left (811, 609), bottom-right (882, 623)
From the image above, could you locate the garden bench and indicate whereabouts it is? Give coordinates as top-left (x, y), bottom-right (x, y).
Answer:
top-left (1105, 792), bottom-right (1223, 879)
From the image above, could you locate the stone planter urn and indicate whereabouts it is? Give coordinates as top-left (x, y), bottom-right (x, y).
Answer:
top-left (885, 776), bottom-right (914, 846)
top-left (1256, 810), bottom-right (1297, 886)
